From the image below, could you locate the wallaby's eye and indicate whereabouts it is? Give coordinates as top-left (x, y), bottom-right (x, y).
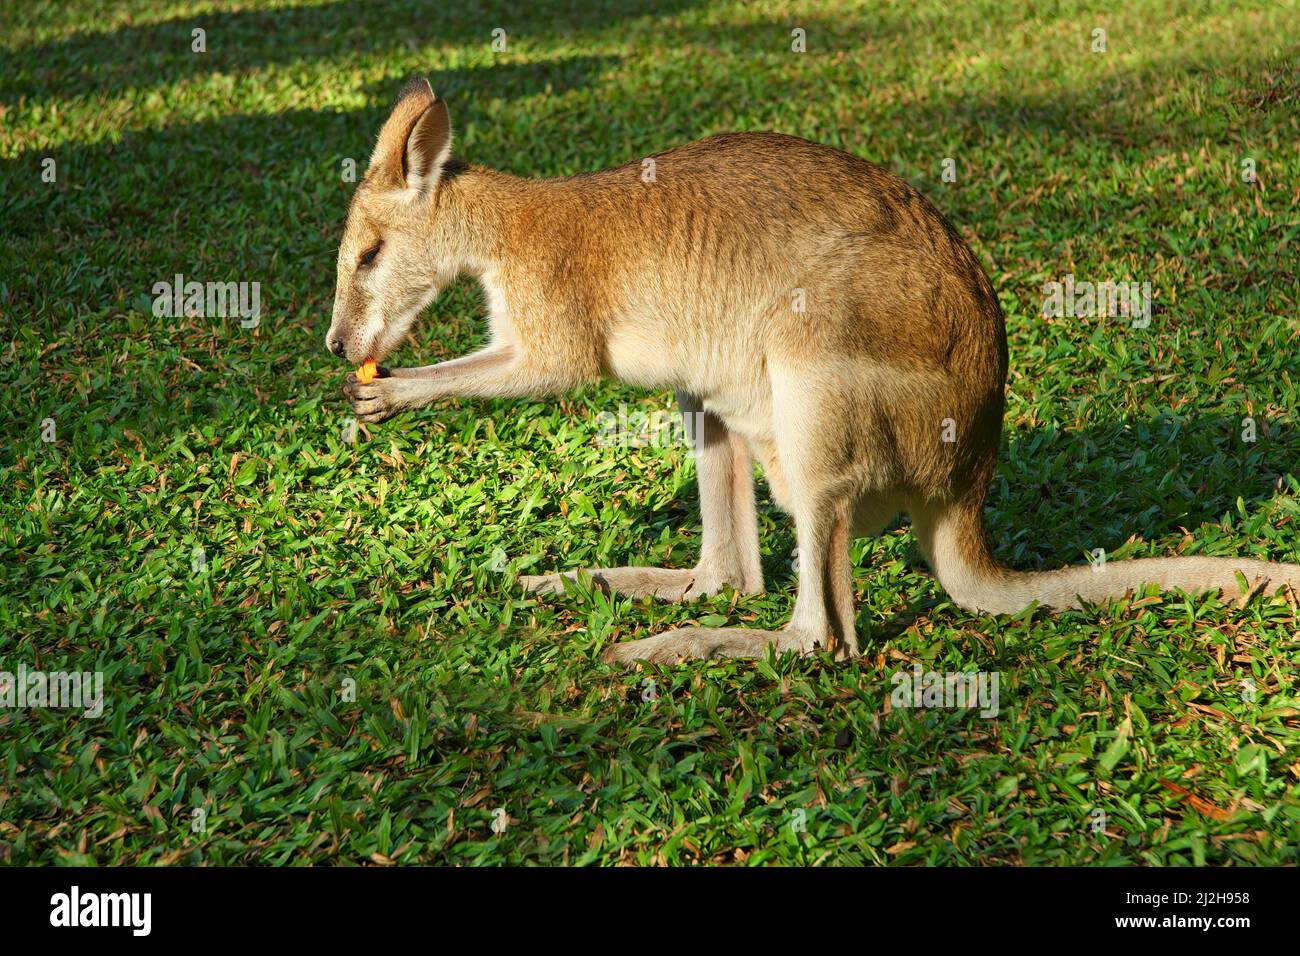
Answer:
top-left (358, 242), bottom-right (382, 268)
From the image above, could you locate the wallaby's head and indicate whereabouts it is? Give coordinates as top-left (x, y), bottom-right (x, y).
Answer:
top-left (326, 79), bottom-right (464, 364)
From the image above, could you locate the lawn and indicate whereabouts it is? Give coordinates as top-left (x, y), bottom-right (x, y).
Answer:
top-left (1, 0), bottom-right (1298, 866)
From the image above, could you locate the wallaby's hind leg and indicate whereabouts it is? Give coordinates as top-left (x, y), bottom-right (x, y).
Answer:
top-left (520, 392), bottom-right (764, 602)
top-left (602, 495), bottom-right (856, 665)
top-left (604, 378), bottom-right (876, 666)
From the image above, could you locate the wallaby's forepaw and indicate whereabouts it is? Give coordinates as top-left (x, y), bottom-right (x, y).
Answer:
top-left (601, 626), bottom-right (821, 666)
top-left (343, 367), bottom-right (401, 423)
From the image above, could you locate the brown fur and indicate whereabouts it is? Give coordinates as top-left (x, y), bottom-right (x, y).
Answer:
top-left (329, 80), bottom-right (1300, 665)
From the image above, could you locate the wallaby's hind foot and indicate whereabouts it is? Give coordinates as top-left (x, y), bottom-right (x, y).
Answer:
top-left (520, 565), bottom-right (754, 603)
top-left (601, 624), bottom-right (827, 666)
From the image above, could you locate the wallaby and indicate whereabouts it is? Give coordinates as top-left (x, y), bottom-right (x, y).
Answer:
top-left (329, 79), bottom-right (1300, 666)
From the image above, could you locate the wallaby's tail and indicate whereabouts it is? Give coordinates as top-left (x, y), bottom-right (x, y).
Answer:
top-left (914, 497), bottom-right (1300, 614)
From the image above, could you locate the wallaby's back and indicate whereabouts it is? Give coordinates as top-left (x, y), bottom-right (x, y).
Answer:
top-left (509, 132), bottom-right (1005, 418)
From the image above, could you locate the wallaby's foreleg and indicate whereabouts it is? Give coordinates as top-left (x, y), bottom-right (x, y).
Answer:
top-left (344, 345), bottom-right (566, 423)
top-left (521, 392), bottom-right (764, 602)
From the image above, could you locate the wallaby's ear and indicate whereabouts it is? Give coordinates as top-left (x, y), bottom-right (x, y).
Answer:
top-left (367, 78), bottom-right (453, 194)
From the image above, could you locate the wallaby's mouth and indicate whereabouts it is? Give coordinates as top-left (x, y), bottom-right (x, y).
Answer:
top-left (356, 330), bottom-right (395, 366)
top-left (328, 340), bottom-right (379, 367)
top-left (345, 317), bottom-right (397, 366)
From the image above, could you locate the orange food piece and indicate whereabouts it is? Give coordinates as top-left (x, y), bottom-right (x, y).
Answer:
top-left (356, 359), bottom-right (377, 384)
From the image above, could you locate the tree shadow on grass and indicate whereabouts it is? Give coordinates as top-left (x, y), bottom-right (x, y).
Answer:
top-left (0, 0), bottom-right (705, 103)
top-left (1, 6), bottom-right (1295, 647)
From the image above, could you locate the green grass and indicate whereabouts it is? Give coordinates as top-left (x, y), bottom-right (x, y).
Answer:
top-left (2, 0), bottom-right (1298, 865)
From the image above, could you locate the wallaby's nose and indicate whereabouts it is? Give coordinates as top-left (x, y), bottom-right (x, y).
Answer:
top-left (328, 336), bottom-right (346, 358)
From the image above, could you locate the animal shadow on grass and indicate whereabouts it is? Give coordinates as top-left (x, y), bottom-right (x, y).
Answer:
top-left (870, 413), bottom-right (1299, 643)
top-left (527, 410), bottom-right (1296, 651)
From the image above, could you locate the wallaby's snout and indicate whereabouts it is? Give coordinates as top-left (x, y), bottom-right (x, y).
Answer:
top-left (325, 280), bottom-right (367, 363)
top-left (325, 305), bottom-right (348, 358)
top-left (326, 77), bottom-right (459, 365)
